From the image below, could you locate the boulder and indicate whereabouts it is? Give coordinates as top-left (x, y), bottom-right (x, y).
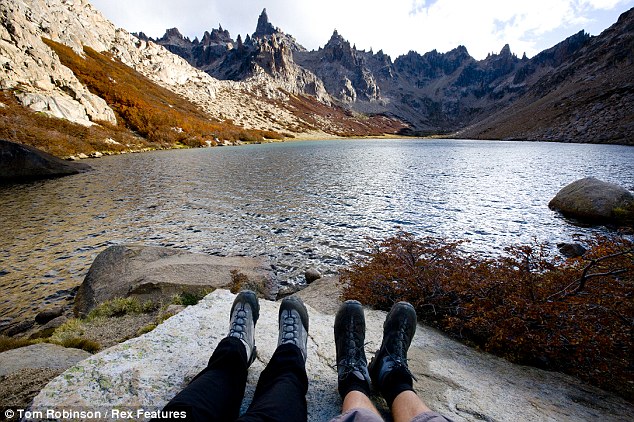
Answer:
top-left (0, 139), bottom-right (91, 182)
top-left (304, 268), bottom-right (322, 284)
top-left (557, 242), bottom-right (587, 258)
top-left (74, 245), bottom-right (275, 317)
top-left (276, 283), bottom-right (304, 299)
top-left (0, 343), bottom-right (90, 377)
top-left (32, 290), bottom-right (634, 421)
top-left (34, 307), bottom-right (65, 325)
top-left (2, 319), bottom-right (34, 336)
top-left (549, 177), bottom-right (634, 225)
top-left (30, 316), bottom-right (69, 339)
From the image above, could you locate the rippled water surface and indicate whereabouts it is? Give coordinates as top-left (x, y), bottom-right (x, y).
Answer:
top-left (2, 139), bottom-right (634, 323)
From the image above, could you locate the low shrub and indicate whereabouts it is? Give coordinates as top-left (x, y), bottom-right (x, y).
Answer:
top-left (48, 318), bottom-right (86, 344)
top-left (136, 324), bottom-right (157, 336)
top-left (0, 90), bottom-right (148, 157)
top-left (341, 232), bottom-right (634, 400)
top-left (171, 290), bottom-right (213, 307)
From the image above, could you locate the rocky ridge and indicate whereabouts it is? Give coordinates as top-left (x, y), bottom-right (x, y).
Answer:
top-left (2, 1), bottom-right (631, 144)
top-left (150, 8), bottom-right (634, 143)
top-left (457, 9), bottom-right (634, 143)
top-left (1, 0), bottom-right (403, 140)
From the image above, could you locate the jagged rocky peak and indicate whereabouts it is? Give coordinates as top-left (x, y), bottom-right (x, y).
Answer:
top-left (135, 32), bottom-right (150, 41)
top-left (394, 46), bottom-right (473, 79)
top-left (160, 27), bottom-right (188, 42)
top-left (253, 8), bottom-right (277, 38)
top-left (200, 25), bottom-right (233, 46)
top-left (531, 30), bottom-right (591, 67)
top-left (322, 30), bottom-right (358, 66)
top-left (485, 44), bottom-right (518, 61)
top-left (327, 29), bottom-right (347, 46)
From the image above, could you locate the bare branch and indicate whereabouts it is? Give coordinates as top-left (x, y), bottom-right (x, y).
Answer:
top-left (548, 248), bottom-right (632, 301)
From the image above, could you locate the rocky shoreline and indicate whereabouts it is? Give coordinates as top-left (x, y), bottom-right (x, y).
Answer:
top-left (2, 177), bottom-right (634, 419)
top-left (1, 243), bottom-right (633, 420)
top-left (14, 287), bottom-right (634, 422)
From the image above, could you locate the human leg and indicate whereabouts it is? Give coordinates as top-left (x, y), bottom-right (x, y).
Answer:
top-left (391, 391), bottom-right (431, 422)
top-left (369, 302), bottom-right (418, 407)
top-left (156, 290), bottom-right (259, 422)
top-left (237, 296), bottom-right (309, 422)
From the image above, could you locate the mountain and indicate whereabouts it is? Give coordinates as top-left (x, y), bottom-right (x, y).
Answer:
top-left (149, 8), bottom-right (634, 144)
top-left (0, 1), bottom-right (632, 154)
top-left (0, 1), bottom-right (406, 158)
top-left (456, 10), bottom-right (634, 143)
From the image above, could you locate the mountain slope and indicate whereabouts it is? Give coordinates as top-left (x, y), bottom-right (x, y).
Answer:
top-left (456, 9), bottom-right (634, 143)
top-left (1, 1), bottom-right (632, 150)
top-left (0, 0), bottom-right (406, 158)
top-left (151, 8), bottom-right (634, 144)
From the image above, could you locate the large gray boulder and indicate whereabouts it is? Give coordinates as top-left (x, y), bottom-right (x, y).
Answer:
top-left (74, 245), bottom-right (275, 316)
top-left (549, 177), bottom-right (634, 225)
top-left (0, 139), bottom-right (91, 182)
top-left (34, 290), bottom-right (633, 421)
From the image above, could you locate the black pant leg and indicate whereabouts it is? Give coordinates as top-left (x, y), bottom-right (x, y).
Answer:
top-left (157, 337), bottom-right (249, 422)
top-left (237, 344), bottom-right (308, 422)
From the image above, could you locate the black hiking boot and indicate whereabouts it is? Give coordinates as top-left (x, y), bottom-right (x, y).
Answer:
top-left (278, 296), bottom-right (309, 362)
top-left (228, 290), bottom-right (259, 366)
top-left (334, 300), bottom-right (371, 397)
top-left (368, 301), bottom-right (417, 403)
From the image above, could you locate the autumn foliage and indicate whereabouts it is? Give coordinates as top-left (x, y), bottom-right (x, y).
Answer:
top-left (0, 90), bottom-right (147, 157)
top-left (41, 38), bottom-right (282, 147)
top-left (341, 233), bottom-right (634, 400)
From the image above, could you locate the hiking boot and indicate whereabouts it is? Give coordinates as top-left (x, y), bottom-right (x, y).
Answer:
top-left (228, 290), bottom-right (259, 366)
top-left (368, 301), bottom-right (417, 391)
top-left (334, 300), bottom-right (371, 392)
top-left (278, 296), bottom-right (309, 361)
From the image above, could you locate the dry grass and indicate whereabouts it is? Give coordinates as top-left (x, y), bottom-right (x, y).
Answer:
top-left (0, 335), bottom-right (36, 353)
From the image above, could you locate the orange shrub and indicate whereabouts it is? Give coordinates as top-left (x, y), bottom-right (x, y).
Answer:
top-left (341, 232), bottom-right (634, 401)
top-left (0, 90), bottom-right (148, 157)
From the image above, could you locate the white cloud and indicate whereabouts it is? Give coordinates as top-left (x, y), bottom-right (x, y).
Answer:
top-left (89, 0), bottom-right (634, 60)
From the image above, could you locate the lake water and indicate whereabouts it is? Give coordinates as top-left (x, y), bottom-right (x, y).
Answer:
top-left (1, 139), bottom-right (633, 325)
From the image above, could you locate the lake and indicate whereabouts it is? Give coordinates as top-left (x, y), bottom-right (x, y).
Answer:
top-left (1, 138), bottom-right (633, 325)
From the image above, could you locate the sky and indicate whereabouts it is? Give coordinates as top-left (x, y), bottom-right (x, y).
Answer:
top-left (89, 0), bottom-right (634, 60)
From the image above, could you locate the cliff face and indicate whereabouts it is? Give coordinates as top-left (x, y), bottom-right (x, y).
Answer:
top-left (150, 7), bottom-right (634, 143)
top-left (1, 1), bottom-right (407, 150)
top-left (0, 0), bottom-right (116, 126)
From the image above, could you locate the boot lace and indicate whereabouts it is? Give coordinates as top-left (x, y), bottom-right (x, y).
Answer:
top-left (335, 317), bottom-right (367, 378)
top-left (383, 317), bottom-right (417, 381)
top-left (280, 310), bottom-right (300, 346)
top-left (229, 305), bottom-right (248, 341)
